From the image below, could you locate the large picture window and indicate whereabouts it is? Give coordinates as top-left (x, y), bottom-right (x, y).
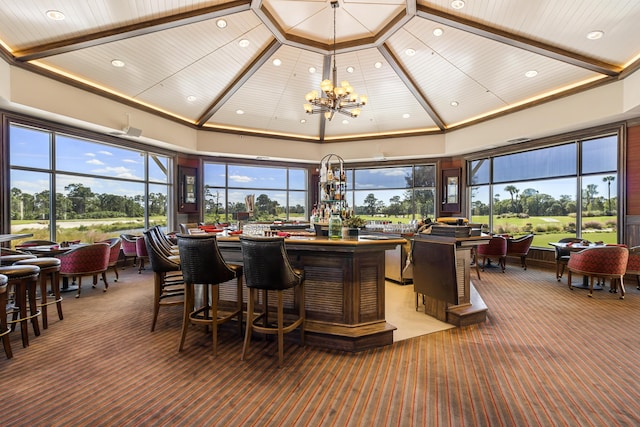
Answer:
top-left (203, 162), bottom-right (307, 223)
top-left (469, 133), bottom-right (619, 247)
top-left (9, 122), bottom-right (172, 244)
top-left (346, 164), bottom-right (436, 222)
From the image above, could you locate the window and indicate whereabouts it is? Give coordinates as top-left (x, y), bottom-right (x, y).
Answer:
top-left (9, 123), bottom-right (172, 244)
top-left (203, 162), bottom-right (307, 223)
top-left (469, 133), bottom-right (619, 247)
top-left (346, 164), bottom-right (436, 222)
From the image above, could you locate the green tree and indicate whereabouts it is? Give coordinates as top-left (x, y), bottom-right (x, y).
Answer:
top-left (602, 175), bottom-right (615, 214)
top-left (363, 193), bottom-right (379, 215)
top-left (504, 185), bottom-right (520, 213)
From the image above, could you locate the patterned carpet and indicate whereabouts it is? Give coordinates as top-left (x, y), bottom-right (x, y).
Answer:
top-left (2, 263), bottom-right (640, 426)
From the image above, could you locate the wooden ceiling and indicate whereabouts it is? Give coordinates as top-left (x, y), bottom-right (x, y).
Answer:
top-left (1, 0), bottom-right (639, 142)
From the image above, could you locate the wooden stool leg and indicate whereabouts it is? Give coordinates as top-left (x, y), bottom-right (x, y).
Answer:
top-left (178, 283), bottom-right (195, 351)
top-left (28, 278), bottom-right (41, 337)
top-left (53, 270), bottom-right (63, 321)
top-left (277, 291), bottom-right (284, 368)
top-left (0, 289), bottom-right (12, 358)
top-left (40, 273), bottom-right (49, 329)
top-left (211, 284), bottom-right (219, 356)
top-left (241, 288), bottom-right (255, 361)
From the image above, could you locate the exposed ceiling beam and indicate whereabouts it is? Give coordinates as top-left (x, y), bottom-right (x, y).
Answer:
top-left (12, 0), bottom-right (252, 61)
top-left (197, 38), bottom-right (281, 125)
top-left (378, 44), bottom-right (446, 131)
top-left (416, 5), bottom-right (621, 77)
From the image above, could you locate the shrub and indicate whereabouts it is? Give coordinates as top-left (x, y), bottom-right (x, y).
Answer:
top-left (583, 221), bottom-right (603, 230)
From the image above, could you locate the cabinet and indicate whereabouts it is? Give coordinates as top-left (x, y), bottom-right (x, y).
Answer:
top-left (315, 154), bottom-right (348, 222)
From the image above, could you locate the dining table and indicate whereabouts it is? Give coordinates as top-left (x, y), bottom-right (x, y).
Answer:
top-left (0, 233), bottom-right (34, 243)
top-left (548, 241), bottom-right (606, 290)
top-left (16, 243), bottom-right (87, 292)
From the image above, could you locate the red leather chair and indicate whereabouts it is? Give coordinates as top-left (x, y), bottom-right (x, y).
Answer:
top-left (567, 246), bottom-right (629, 298)
top-left (97, 237), bottom-right (122, 282)
top-left (625, 246), bottom-right (640, 291)
top-left (476, 235), bottom-right (507, 272)
top-left (136, 236), bottom-right (149, 273)
top-left (57, 243), bottom-right (110, 298)
top-left (506, 234), bottom-right (534, 270)
top-left (120, 234), bottom-right (139, 268)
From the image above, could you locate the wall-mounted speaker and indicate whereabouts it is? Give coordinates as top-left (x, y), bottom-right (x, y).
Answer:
top-left (122, 126), bottom-right (142, 137)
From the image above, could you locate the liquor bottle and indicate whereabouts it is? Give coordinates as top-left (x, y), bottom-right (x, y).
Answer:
top-left (329, 212), bottom-right (342, 240)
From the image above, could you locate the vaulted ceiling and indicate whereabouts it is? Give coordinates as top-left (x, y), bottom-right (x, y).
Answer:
top-left (1, 0), bottom-right (639, 143)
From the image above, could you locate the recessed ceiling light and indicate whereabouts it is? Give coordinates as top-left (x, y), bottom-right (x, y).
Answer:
top-left (236, 109), bottom-right (244, 115)
top-left (308, 67), bottom-right (316, 73)
top-left (346, 66), bottom-right (354, 73)
top-left (111, 59), bottom-right (125, 68)
top-left (300, 119), bottom-right (306, 124)
top-left (450, 101), bottom-right (459, 107)
top-left (433, 28), bottom-right (444, 37)
top-left (342, 119), bottom-right (349, 125)
top-left (405, 48), bottom-right (416, 56)
top-left (525, 70), bottom-right (538, 78)
top-left (46, 10), bottom-right (65, 20)
top-left (374, 62), bottom-right (382, 69)
top-left (216, 19), bottom-right (227, 29)
top-left (272, 58), bottom-right (282, 66)
top-left (402, 113), bottom-right (410, 119)
top-left (451, 0), bottom-right (465, 10)
top-left (187, 95), bottom-right (197, 102)
top-left (238, 39), bottom-right (249, 48)
top-left (586, 30), bottom-right (604, 40)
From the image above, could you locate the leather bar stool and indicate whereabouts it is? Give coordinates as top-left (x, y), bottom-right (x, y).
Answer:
top-left (13, 257), bottom-right (63, 329)
top-left (0, 254), bottom-right (37, 266)
top-left (240, 236), bottom-right (305, 368)
top-left (0, 274), bottom-right (12, 358)
top-left (143, 232), bottom-right (184, 332)
top-left (177, 234), bottom-right (243, 356)
top-left (0, 264), bottom-right (41, 347)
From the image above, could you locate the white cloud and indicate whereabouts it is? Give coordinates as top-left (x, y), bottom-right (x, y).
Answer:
top-left (85, 152), bottom-right (96, 157)
top-left (229, 174), bottom-right (254, 183)
top-left (87, 159), bottom-right (105, 165)
top-left (98, 150), bottom-right (113, 156)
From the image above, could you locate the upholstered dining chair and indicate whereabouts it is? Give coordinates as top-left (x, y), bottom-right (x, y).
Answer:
top-left (57, 243), bottom-right (110, 298)
top-left (567, 245), bottom-right (629, 298)
top-left (506, 234), bottom-right (534, 270)
top-left (177, 234), bottom-right (243, 355)
top-left (97, 237), bottom-right (122, 282)
top-left (119, 234), bottom-right (139, 268)
top-left (240, 235), bottom-right (305, 368)
top-left (625, 246), bottom-right (640, 291)
top-left (555, 237), bottom-right (584, 281)
top-left (135, 235), bottom-right (149, 273)
top-left (143, 231), bottom-right (184, 332)
top-left (476, 235), bottom-right (507, 273)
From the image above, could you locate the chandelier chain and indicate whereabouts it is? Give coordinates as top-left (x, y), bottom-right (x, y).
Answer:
top-left (303, 0), bottom-right (367, 121)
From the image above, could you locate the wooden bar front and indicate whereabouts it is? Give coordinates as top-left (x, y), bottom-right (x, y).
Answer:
top-left (216, 236), bottom-right (405, 352)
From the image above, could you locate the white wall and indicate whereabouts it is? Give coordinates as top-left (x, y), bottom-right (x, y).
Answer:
top-left (3, 65), bottom-right (639, 163)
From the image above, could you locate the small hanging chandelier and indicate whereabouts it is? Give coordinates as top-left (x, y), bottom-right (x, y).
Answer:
top-left (303, 1), bottom-right (367, 121)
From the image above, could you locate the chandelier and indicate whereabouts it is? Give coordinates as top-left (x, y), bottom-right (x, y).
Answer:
top-left (303, 1), bottom-right (367, 121)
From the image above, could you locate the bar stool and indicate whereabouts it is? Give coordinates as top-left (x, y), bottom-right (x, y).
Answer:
top-left (0, 274), bottom-right (12, 358)
top-left (143, 232), bottom-right (184, 332)
top-left (0, 254), bottom-right (37, 266)
top-left (177, 234), bottom-right (243, 356)
top-left (13, 257), bottom-right (63, 329)
top-left (0, 264), bottom-right (41, 347)
top-left (240, 236), bottom-right (305, 368)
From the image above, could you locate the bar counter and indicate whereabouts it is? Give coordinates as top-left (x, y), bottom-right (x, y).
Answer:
top-left (216, 235), bottom-right (405, 352)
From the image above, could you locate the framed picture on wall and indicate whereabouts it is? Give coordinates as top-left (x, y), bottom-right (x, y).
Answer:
top-left (179, 166), bottom-right (198, 213)
top-left (441, 168), bottom-right (461, 213)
